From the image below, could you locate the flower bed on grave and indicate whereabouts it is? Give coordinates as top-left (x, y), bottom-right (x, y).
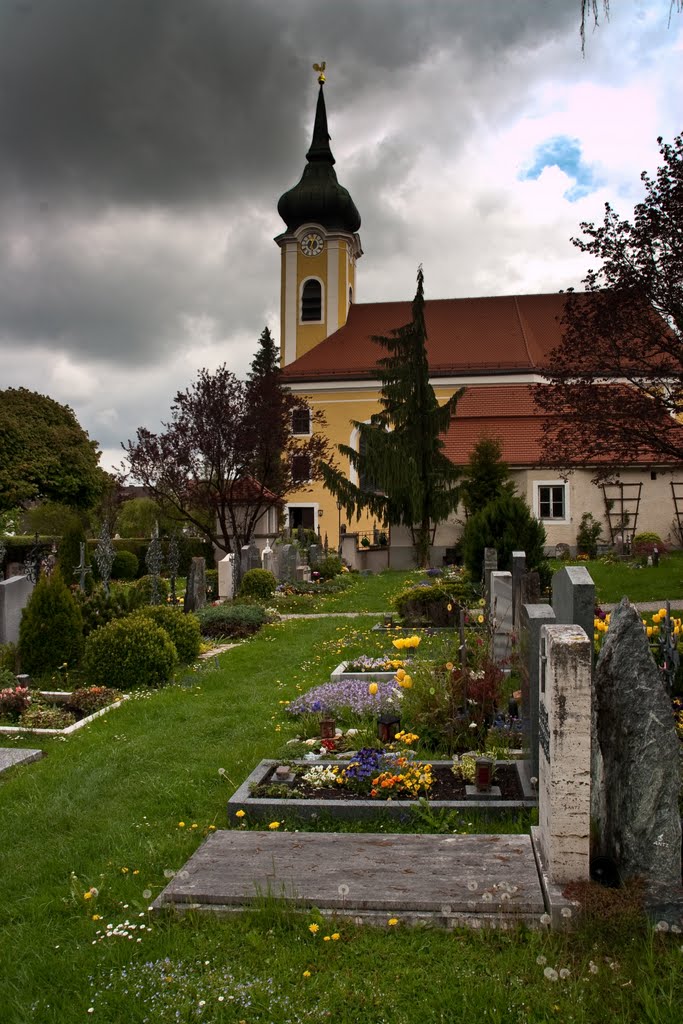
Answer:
top-left (0, 683), bottom-right (127, 736)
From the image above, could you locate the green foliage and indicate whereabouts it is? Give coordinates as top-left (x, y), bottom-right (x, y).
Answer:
top-left (111, 549), bottom-right (139, 580)
top-left (136, 606), bottom-right (201, 663)
top-left (132, 574), bottom-right (170, 604)
top-left (459, 437), bottom-right (516, 517)
top-left (238, 568), bottom-right (277, 600)
top-left (82, 614), bottom-right (178, 690)
top-left (195, 603), bottom-right (268, 639)
top-left (316, 555), bottom-right (343, 580)
top-left (116, 497), bottom-right (167, 539)
top-left (18, 570), bottom-right (84, 677)
top-left (462, 493), bottom-right (546, 577)
top-left (0, 667), bottom-right (17, 689)
top-left (26, 501), bottom-right (82, 537)
top-left (577, 512), bottom-right (604, 559)
top-left (57, 520), bottom-right (88, 582)
top-left (0, 643), bottom-right (19, 673)
top-left (66, 686), bottom-right (122, 715)
top-left (632, 531), bottom-right (665, 556)
top-left (393, 581), bottom-right (464, 626)
top-left (19, 703), bottom-right (76, 729)
top-left (0, 679), bottom-right (30, 720)
top-left (321, 268), bottom-right (463, 567)
top-left (74, 583), bottom-right (146, 637)
top-left (0, 387), bottom-right (107, 512)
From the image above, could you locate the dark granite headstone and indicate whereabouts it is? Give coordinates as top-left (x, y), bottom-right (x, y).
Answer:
top-left (184, 557), bottom-right (207, 613)
top-left (594, 598), bottom-right (681, 897)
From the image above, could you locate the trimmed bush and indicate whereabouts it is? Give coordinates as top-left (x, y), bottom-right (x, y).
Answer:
top-left (75, 583), bottom-right (146, 637)
top-left (111, 549), bottom-right (139, 581)
top-left (238, 569), bottom-right (276, 601)
top-left (195, 603), bottom-right (268, 639)
top-left (82, 614), bottom-right (178, 690)
top-left (632, 532), bottom-right (666, 557)
top-left (462, 493), bottom-right (546, 578)
top-left (19, 570), bottom-right (84, 677)
top-left (137, 605), bottom-right (201, 662)
top-left (317, 555), bottom-right (343, 580)
top-left (132, 575), bottom-right (170, 604)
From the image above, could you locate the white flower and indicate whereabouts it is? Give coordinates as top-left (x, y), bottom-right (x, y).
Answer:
top-left (559, 968), bottom-right (570, 979)
top-left (560, 906), bottom-right (572, 918)
top-left (540, 913), bottom-right (551, 926)
top-left (536, 955), bottom-right (547, 966)
top-left (544, 967), bottom-right (559, 982)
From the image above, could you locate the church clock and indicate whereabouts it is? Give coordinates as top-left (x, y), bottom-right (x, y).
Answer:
top-left (300, 231), bottom-right (324, 257)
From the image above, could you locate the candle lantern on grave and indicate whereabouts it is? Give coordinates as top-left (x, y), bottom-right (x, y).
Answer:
top-left (474, 756), bottom-right (494, 792)
top-left (377, 713), bottom-right (401, 744)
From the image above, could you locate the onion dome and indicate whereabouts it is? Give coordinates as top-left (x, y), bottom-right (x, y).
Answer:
top-left (278, 82), bottom-right (361, 234)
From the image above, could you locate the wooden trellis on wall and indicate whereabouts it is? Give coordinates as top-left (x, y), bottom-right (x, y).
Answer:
top-left (670, 482), bottom-right (683, 542)
top-left (600, 482), bottom-right (642, 544)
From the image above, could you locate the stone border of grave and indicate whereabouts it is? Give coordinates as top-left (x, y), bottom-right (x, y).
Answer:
top-left (529, 826), bottom-right (582, 930)
top-left (329, 662), bottom-right (398, 683)
top-left (0, 692), bottom-right (129, 737)
top-left (228, 759), bottom-right (537, 823)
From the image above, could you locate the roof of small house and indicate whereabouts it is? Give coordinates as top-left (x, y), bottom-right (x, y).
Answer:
top-left (282, 292), bottom-right (569, 382)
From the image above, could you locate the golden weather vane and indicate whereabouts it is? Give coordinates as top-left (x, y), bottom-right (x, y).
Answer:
top-left (312, 61), bottom-right (326, 84)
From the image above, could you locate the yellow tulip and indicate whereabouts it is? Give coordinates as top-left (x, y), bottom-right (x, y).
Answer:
top-left (400, 675), bottom-right (413, 689)
top-left (395, 669), bottom-right (406, 681)
top-left (368, 682), bottom-right (378, 695)
top-left (646, 626), bottom-right (653, 636)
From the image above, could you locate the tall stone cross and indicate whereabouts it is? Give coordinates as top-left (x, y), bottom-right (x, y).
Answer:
top-left (73, 542), bottom-right (92, 593)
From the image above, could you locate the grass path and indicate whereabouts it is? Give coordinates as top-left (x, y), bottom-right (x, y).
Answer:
top-left (1, 608), bottom-right (682, 1022)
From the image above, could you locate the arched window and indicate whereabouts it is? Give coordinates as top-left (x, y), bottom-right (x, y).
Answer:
top-left (301, 279), bottom-right (322, 322)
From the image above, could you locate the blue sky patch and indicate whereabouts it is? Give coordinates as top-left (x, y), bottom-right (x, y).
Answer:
top-left (520, 136), bottom-right (598, 201)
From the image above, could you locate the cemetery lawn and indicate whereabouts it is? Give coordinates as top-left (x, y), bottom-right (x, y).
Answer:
top-left (551, 551), bottom-right (683, 605)
top-left (273, 568), bottom-right (417, 613)
top-left (1, 614), bottom-right (681, 1024)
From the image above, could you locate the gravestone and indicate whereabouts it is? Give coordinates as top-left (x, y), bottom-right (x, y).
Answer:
top-left (184, 557), bottom-right (207, 613)
top-left (520, 602), bottom-right (556, 778)
top-left (296, 564), bottom-right (311, 583)
top-left (279, 544), bottom-right (298, 583)
top-left (535, 623), bottom-right (592, 889)
top-left (551, 565), bottom-right (595, 643)
top-left (240, 545), bottom-right (251, 580)
top-left (247, 541), bottom-right (261, 572)
top-left (262, 543), bottom-right (274, 576)
top-left (520, 571), bottom-right (541, 608)
top-left (483, 548), bottom-right (497, 603)
top-left (511, 551), bottom-right (526, 628)
top-left (308, 544), bottom-right (321, 568)
top-left (0, 575), bottom-right (34, 645)
top-left (218, 553), bottom-right (235, 601)
top-left (490, 570), bottom-right (513, 664)
top-left (594, 598), bottom-right (681, 899)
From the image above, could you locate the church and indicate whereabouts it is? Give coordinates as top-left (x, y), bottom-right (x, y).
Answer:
top-left (274, 72), bottom-right (682, 564)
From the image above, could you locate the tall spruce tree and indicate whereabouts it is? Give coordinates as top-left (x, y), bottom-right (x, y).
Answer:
top-left (246, 327), bottom-right (287, 495)
top-left (321, 267), bottom-right (463, 567)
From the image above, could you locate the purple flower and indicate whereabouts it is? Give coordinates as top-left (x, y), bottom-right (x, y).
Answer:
top-left (287, 679), bottom-right (402, 718)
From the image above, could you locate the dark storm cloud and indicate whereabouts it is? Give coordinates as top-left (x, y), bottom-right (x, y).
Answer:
top-left (0, 0), bottom-right (575, 207)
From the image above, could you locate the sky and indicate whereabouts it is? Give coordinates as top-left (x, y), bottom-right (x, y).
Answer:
top-left (0, 0), bottom-right (681, 475)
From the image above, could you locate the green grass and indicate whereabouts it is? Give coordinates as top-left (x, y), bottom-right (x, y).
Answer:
top-left (1, 609), bottom-right (681, 1023)
top-left (550, 551), bottom-right (683, 604)
top-left (272, 568), bottom-right (417, 614)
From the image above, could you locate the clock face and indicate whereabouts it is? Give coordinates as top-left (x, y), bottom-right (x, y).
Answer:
top-left (300, 231), bottom-right (324, 257)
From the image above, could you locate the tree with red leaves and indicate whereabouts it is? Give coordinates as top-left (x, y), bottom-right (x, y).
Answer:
top-left (536, 133), bottom-right (683, 479)
top-left (122, 340), bottom-right (331, 554)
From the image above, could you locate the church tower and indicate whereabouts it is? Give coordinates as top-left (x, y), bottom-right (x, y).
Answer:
top-left (276, 67), bottom-right (362, 367)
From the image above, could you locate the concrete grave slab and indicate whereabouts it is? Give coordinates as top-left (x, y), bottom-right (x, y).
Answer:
top-left (0, 747), bottom-right (44, 775)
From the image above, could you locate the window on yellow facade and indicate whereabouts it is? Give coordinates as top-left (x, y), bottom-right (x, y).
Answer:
top-left (301, 279), bottom-right (322, 322)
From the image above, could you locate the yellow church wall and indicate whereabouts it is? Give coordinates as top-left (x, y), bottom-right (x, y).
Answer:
top-left (286, 381), bottom-right (463, 546)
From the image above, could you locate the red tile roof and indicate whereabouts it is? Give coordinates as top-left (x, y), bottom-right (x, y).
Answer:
top-left (282, 293), bottom-right (569, 381)
top-left (444, 385), bottom-right (546, 466)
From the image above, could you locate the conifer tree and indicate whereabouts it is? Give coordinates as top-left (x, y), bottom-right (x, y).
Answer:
top-left (459, 436), bottom-right (516, 518)
top-left (321, 267), bottom-right (463, 567)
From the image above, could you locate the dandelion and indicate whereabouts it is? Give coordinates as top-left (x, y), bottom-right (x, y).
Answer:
top-left (331, 932), bottom-right (340, 940)
top-left (191, 823), bottom-right (198, 830)
top-left (536, 955), bottom-right (547, 965)
top-left (559, 968), bottom-right (570, 979)
top-left (121, 867), bottom-right (129, 873)
top-left (387, 917), bottom-right (398, 926)
top-left (84, 891), bottom-right (93, 900)
top-left (235, 810), bottom-right (246, 818)
top-left (208, 825), bottom-right (216, 831)
top-left (589, 961), bottom-right (599, 974)
top-left (478, 614), bottom-right (485, 624)
top-left (560, 906), bottom-right (572, 919)
top-left (178, 822), bottom-right (185, 828)
top-left (268, 821), bottom-right (280, 830)
top-left (544, 967), bottom-right (559, 982)
top-left (92, 914), bottom-right (102, 921)
top-left (323, 935), bottom-right (331, 941)
top-left (303, 970), bottom-right (311, 978)
top-left (308, 923), bottom-right (319, 934)
top-left (540, 913), bottom-right (551, 926)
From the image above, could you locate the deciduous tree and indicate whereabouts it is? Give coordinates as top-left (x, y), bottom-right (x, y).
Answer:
top-left (122, 351), bottom-right (331, 555)
top-left (321, 267), bottom-right (463, 567)
top-left (0, 388), bottom-right (107, 513)
top-left (535, 133), bottom-right (683, 478)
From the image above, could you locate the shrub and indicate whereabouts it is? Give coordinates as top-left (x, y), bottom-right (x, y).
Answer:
top-left (111, 549), bottom-right (139, 581)
top-left (461, 493), bottom-right (546, 578)
top-left (137, 606), bottom-right (201, 662)
top-left (66, 686), bottom-right (123, 715)
top-left (317, 555), bottom-right (343, 580)
top-left (19, 570), bottom-right (84, 677)
top-left (632, 532), bottom-right (666, 556)
top-left (133, 575), bottom-right (170, 604)
top-left (393, 570), bottom-right (478, 626)
top-left (0, 643), bottom-right (19, 673)
top-left (576, 512), bottom-right (604, 560)
top-left (0, 683), bottom-right (31, 721)
top-left (239, 568), bottom-right (277, 601)
top-left (195, 604), bottom-right (268, 639)
top-left (75, 583), bottom-right (146, 637)
top-left (82, 614), bottom-right (178, 690)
